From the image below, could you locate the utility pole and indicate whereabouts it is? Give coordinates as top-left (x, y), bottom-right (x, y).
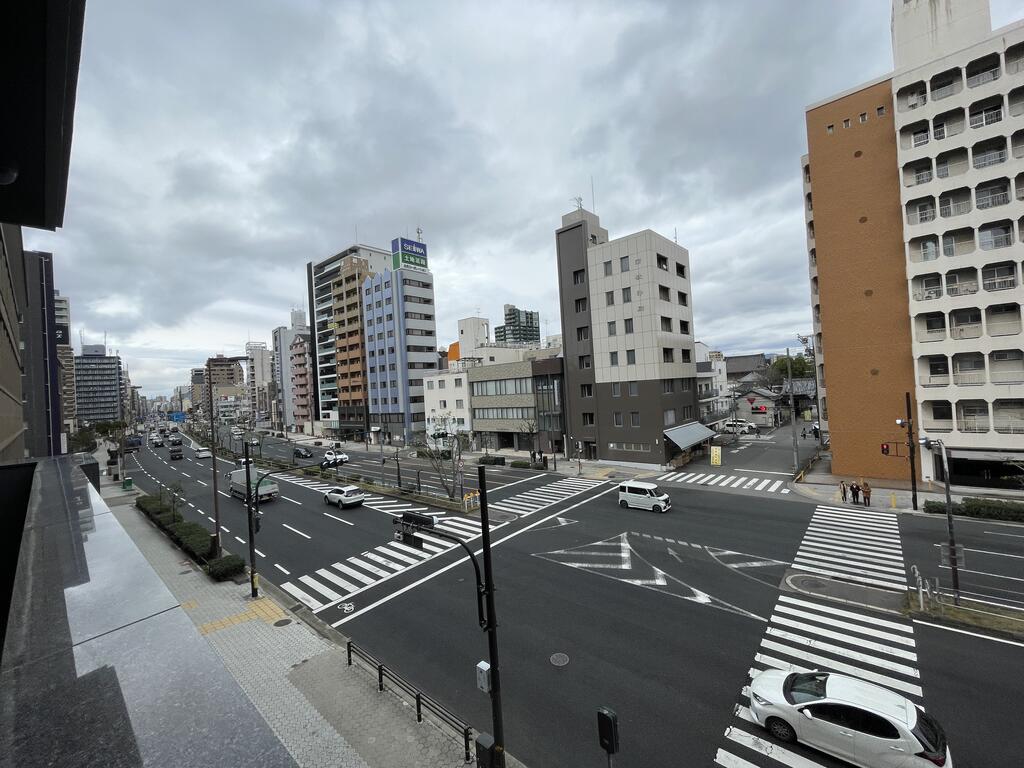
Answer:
top-left (243, 441), bottom-right (258, 598)
top-left (901, 392), bottom-right (919, 511)
top-left (786, 348), bottom-right (800, 473)
top-left (207, 361), bottom-right (223, 558)
top-left (922, 438), bottom-right (961, 605)
top-left (478, 466), bottom-right (506, 767)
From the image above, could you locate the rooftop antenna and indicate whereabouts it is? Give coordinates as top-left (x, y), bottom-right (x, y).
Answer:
top-left (572, 195), bottom-right (583, 211)
top-left (590, 175), bottom-right (596, 212)
top-left (416, 226), bottom-right (423, 241)
top-left (355, 223), bottom-right (358, 244)
top-left (674, 227), bottom-right (678, 244)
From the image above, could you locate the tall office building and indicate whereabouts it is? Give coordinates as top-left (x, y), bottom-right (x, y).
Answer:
top-left (494, 304), bottom-right (540, 344)
top-left (306, 245), bottom-right (390, 436)
top-left (271, 309), bottom-right (308, 432)
top-left (804, 0), bottom-right (1024, 486)
top-left (556, 207), bottom-right (697, 464)
top-left (74, 344), bottom-right (123, 425)
top-left (202, 355), bottom-right (245, 417)
top-left (364, 237), bottom-right (438, 444)
top-left (290, 333), bottom-right (311, 431)
top-left (53, 289), bottom-right (75, 436)
top-left (190, 367), bottom-right (205, 414)
top-left (19, 251), bottom-right (62, 456)
top-left (245, 341), bottom-right (273, 426)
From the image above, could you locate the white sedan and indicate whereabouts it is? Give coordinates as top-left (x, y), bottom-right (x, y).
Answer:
top-left (324, 450), bottom-right (349, 463)
top-left (748, 670), bottom-right (952, 768)
top-left (194, 448), bottom-right (212, 459)
top-left (323, 486), bottom-right (364, 508)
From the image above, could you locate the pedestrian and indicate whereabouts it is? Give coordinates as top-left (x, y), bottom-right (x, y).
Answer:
top-left (839, 480), bottom-right (848, 503)
top-left (801, 428), bottom-right (807, 439)
top-left (862, 481), bottom-right (872, 507)
top-left (850, 483), bottom-right (861, 504)
top-left (530, 449), bottom-right (536, 464)
top-left (754, 425), bottom-right (760, 438)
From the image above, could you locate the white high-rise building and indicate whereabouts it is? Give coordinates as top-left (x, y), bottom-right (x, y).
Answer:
top-left (272, 309), bottom-right (309, 432)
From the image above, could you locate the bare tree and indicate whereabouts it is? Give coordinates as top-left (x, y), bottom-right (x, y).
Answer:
top-left (518, 418), bottom-right (538, 458)
top-left (417, 413), bottom-right (463, 499)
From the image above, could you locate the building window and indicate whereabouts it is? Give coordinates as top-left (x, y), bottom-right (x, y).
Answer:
top-left (456, 399), bottom-right (464, 408)
top-left (581, 384), bottom-right (593, 397)
top-left (610, 351), bottom-right (619, 367)
top-left (681, 349), bottom-right (691, 363)
top-left (607, 321), bottom-right (617, 336)
top-left (579, 355), bottom-right (592, 369)
top-left (859, 112), bottom-right (867, 123)
top-left (628, 381), bottom-right (638, 396)
top-left (427, 381), bottom-right (434, 390)
top-left (657, 254), bottom-right (668, 270)
top-left (439, 399), bottom-right (447, 408)
top-left (663, 409), bottom-right (676, 426)
top-left (842, 118), bottom-right (850, 129)
top-left (876, 106), bottom-right (886, 116)
top-left (577, 326), bottom-right (590, 342)
top-left (582, 412), bottom-right (595, 426)
top-left (680, 320), bottom-right (690, 334)
top-left (676, 263), bottom-right (686, 278)
top-left (611, 382), bottom-right (621, 397)
top-left (680, 378), bottom-right (691, 391)
top-left (624, 318), bottom-right (634, 334)
top-left (662, 379), bottom-right (674, 394)
top-left (663, 348), bottom-right (674, 363)
top-left (605, 290), bottom-right (615, 306)
top-left (626, 349), bottom-right (636, 365)
top-left (574, 297), bottom-right (588, 313)
top-left (603, 260), bottom-right (612, 276)
top-left (613, 412), bottom-right (623, 427)
top-left (658, 285), bottom-right (670, 301)
top-left (677, 291), bottom-right (688, 306)
top-left (826, 124), bottom-right (834, 134)
top-left (622, 287), bottom-right (632, 303)
top-left (661, 316), bottom-right (672, 332)
top-left (620, 256), bottom-right (630, 272)
top-left (455, 378), bottom-right (463, 388)
top-left (630, 411), bottom-right (640, 427)
top-left (437, 379), bottom-right (445, 389)
top-left (573, 268), bottom-right (586, 285)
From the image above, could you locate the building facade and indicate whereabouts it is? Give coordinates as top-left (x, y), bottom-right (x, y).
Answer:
top-left (203, 355), bottom-right (244, 417)
top-left (245, 341), bottom-right (273, 427)
top-left (494, 304), bottom-right (540, 344)
top-left (805, 0), bottom-right (1024, 486)
top-left (556, 208), bottom-right (697, 464)
top-left (271, 309), bottom-right (308, 432)
top-left (74, 344), bottom-right (123, 425)
top-left (424, 365), bottom-right (474, 439)
top-left (0, 224), bottom-right (26, 461)
top-left (20, 251), bottom-right (62, 456)
top-left (190, 367), bottom-right (205, 414)
top-left (364, 238), bottom-right (438, 444)
top-left (53, 289), bottom-right (75, 437)
top-left (289, 333), bottom-right (311, 431)
top-left (306, 245), bottom-right (391, 437)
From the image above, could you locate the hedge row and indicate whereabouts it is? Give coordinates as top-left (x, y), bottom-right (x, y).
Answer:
top-left (924, 496), bottom-right (1024, 523)
top-left (135, 495), bottom-right (243, 580)
top-left (478, 455), bottom-right (506, 466)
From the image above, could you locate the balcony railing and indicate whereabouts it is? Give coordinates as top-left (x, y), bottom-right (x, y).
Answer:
top-left (912, 132), bottom-right (930, 147)
top-left (950, 323), bottom-right (983, 339)
top-left (921, 419), bottom-right (954, 432)
top-left (966, 68), bottom-right (1000, 87)
top-left (933, 123), bottom-right (964, 140)
top-left (991, 369), bottom-right (1024, 383)
top-left (976, 191), bottom-right (1009, 209)
top-left (906, 95), bottom-right (927, 110)
top-left (952, 371), bottom-right (986, 385)
top-left (1009, 58), bottom-right (1024, 75)
top-left (983, 275), bottom-right (1018, 291)
top-left (988, 319), bottom-right (1023, 336)
top-left (914, 169), bottom-right (933, 185)
top-left (946, 281), bottom-right (978, 296)
top-left (913, 246), bottom-right (940, 262)
top-left (969, 108), bottom-right (1002, 128)
top-left (935, 159), bottom-right (967, 177)
top-left (980, 233), bottom-right (1013, 250)
top-left (939, 200), bottom-right (971, 217)
top-left (973, 149), bottom-right (1006, 168)
top-left (956, 418), bottom-right (990, 433)
top-left (913, 287), bottom-right (943, 301)
top-left (918, 327), bottom-right (947, 342)
top-left (942, 240), bottom-right (974, 257)
top-left (908, 208), bottom-right (937, 224)
top-left (994, 418), bottom-right (1024, 434)
top-left (919, 374), bottom-right (950, 386)
top-left (931, 82), bottom-right (956, 100)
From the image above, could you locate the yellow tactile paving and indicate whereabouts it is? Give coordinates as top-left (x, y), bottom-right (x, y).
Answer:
top-left (181, 599), bottom-right (198, 610)
top-left (197, 597), bottom-right (289, 635)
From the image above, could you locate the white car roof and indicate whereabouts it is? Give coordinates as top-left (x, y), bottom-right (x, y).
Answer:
top-left (825, 675), bottom-right (912, 724)
top-left (619, 481), bottom-right (659, 490)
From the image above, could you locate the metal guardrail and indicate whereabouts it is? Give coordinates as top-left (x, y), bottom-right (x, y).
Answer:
top-left (346, 641), bottom-right (473, 763)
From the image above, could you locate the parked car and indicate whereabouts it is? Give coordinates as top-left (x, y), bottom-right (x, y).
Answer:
top-left (617, 481), bottom-right (671, 513)
top-left (323, 486), bottom-right (365, 508)
top-left (194, 447), bottom-right (212, 459)
top-left (324, 450), bottom-right (349, 463)
top-left (722, 419), bottom-right (756, 434)
top-left (748, 670), bottom-right (952, 768)
top-left (294, 447), bottom-right (313, 458)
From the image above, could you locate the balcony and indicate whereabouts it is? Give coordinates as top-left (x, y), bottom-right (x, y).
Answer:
top-left (908, 207), bottom-right (937, 224)
top-left (949, 323), bottom-right (982, 339)
top-left (969, 107), bottom-right (1002, 128)
top-left (983, 275), bottom-right (1018, 291)
top-left (991, 368), bottom-right (1024, 383)
top-left (914, 169), bottom-right (933, 185)
top-left (979, 232), bottom-right (1013, 250)
top-left (919, 374), bottom-right (950, 386)
top-left (956, 418), bottom-right (990, 432)
top-left (913, 131), bottom-right (930, 147)
top-left (946, 280), bottom-right (979, 296)
top-left (994, 418), bottom-right (1024, 434)
top-left (966, 67), bottom-right (1000, 88)
top-left (912, 286), bottom-right (943, 301)
top-left (952, 371), bottom-right (986, 385)
top-left (931, 82), bottom-right (956, 100)
top-left (917, 326), bottom-right (947, 343)
top-left (921, 418), bottom-right (954, 432)
top-left (976, 190), bottom-right (1010, 209)
top-left (988, 319), bottom-right (1023, 337)
top-left (939, 199), bottom-right (972, 218)
top-left (973, 149), bottom-right (1007, 169)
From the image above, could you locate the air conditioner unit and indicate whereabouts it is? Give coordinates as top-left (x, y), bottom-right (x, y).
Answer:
top-left (992, 351), bottom-right (1013, 361)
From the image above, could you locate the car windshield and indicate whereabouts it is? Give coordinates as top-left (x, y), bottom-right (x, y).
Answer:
top-left (912, 707), bottom-right (946, 756)
top-left (783, 672), bottom-right (828, 704)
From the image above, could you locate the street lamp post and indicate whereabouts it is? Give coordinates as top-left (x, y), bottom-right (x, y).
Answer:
top-left (896, 391), bottom-right (919, 511)
top-left (206, 354), bottom-right (247, 559)
top-left (919, 436), bottom-right (961, 605)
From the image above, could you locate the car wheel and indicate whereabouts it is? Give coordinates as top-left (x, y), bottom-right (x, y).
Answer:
top-left (323, 495), bottom-right (330, 505)
top-left (652, 505), bottom-right (662, 514)
top-left (765, 717), bottom-right (796, 744)
top-left (619, 500), bottom-right (628, 509)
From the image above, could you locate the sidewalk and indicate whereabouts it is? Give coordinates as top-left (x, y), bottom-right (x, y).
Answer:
top-left (103, 483), bottom-right (491, 768)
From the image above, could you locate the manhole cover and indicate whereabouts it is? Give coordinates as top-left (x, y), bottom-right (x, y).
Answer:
top-left (489, 511), bottom-right (516, 523)
top-left (550, 653), bottom-right (569, 667)
top-left (273, 619), bottom-right (292, 627)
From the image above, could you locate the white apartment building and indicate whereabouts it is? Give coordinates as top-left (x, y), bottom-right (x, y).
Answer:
top-left (245, 341), bottom-right (273, 426)
top-left (423, 364), bottom-right (474, 438)
top-left (893, 1), bottom-right (1024, 481)
top-left (272, 309), bottom-right (308, 432)
top-left (695, 342), bottom-right (730, 425)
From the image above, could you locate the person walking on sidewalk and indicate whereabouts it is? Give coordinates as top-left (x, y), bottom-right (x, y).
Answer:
top-left (754, 424), bottom-right (760, 438)
top-left (840, 480), bottom-right (848, 503)
top-left (801, 428), bottom-right (807, 439)
top-left (862, 481), bottom-right (872, 507)
top-left (850, 483), bottom-right (861, 505)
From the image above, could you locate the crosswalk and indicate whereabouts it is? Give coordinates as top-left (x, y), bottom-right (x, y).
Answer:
top-left (489, 477), bottom-right (606, 518)
top-left (275, 473), bottom-right (432, 514)
top-left (714, 595), bottom-right (923, 768)
top-left (280, 513), bottom-right (499, 612)
top-left (791, 504), bottom-right (907, 591)
top-left (655, 471), bottom-right (791, 495)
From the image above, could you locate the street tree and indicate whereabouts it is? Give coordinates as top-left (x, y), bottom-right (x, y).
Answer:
top-left (518, 418), bottom-right (538, 458)
top-left (417, 412), bottom-right (464, 500)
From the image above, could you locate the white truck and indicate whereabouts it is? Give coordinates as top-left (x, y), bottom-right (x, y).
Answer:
top-left (226, 468), bottom-right (279, 502)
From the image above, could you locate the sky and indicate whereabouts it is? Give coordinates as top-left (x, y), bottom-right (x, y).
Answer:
top-left (26, 0), bottom-right (1020, 396)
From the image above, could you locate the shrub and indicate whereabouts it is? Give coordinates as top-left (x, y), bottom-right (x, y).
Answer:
top-left (924, 497), bottom-right (1024, 522)
top-left (153, 510), bottom-right (184, 529)
top-left (417, 448), bottom-right (452, 460)
top-left (167, 521), bottom-right (214, 561)
top-left (478, 455), bottom-right (496, 465)
top-left (922, 500), bottom-right (960, 515)
top-left (208, 554), bottom-right (246, 581)
top-left (510, 460), bottom-right (531, 468)
top-left (136, 496), bottom-right (164, 515)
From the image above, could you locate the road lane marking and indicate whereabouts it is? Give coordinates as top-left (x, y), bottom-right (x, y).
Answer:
top-left (985, 530), bottom-right (1024, 539)
top-left (777, 596), bottom-right (914, 633)
top-left (761, 633), bottom-right (919, 676)
top-left (218, 491), bottom-right (230, 498)
top-left (938, 565), bottom-right (1024, 582)
top-left (282, 497), bottom-right (302, 505)
top-left (208, 516), bottom-right (215, 523)
top-left (733, 469), bottom-right (793, 476)
top-left (235, 536), bottom-right (246, 544)
top-left (255, 549), bottom-right (265, 558)
top-left (280, 581), bottom-right (321, 608)
top-left (346, 557), bottom-right (391, 578)
top-left (315, 568), bottom-right (360, 593)
top-left (181, 472), bottom-right (191, 478)
top-left (913, 619), bottom-right (1024, 647)
top-left (197, 480), bottom-right (207, 486)
top-left (723, 728), bottom-right (821, 768)
top-left (187, 502), bottom-right (195, 508)
top-left (755, 650), bottom-right (922, 697)
top-left (220, 526), bottom-right (230, 533)
top-left (932, 544), bottom-right (1024, 560)
top-left (299, 575), bottom-right (342, 602)
top-left (323, 512), bottom-right (354, 526)
top-left (282, 523), bottom-right (311, 539)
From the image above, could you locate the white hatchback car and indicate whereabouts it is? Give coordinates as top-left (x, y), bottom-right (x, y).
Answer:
top-left (324, 450), bottom-right (349, 463)
top-left (617, 481), bottom-right (672, 513)
top-left (323, 486), bottom-right (365, 508)
top-left (194, 448), bottom-right (212, 459)
top-left (748, 670), bottom-right (952, 768)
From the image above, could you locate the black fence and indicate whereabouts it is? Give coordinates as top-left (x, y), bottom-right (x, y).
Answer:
top-left (346, 641), bottom-right (472, 762)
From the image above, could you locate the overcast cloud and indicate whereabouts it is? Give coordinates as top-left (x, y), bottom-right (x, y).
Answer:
top-left (25, 0), bottom-right (1020, 396)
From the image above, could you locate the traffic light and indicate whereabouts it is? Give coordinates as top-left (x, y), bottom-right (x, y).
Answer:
top-left (880, 442), bottom-right (890, 456)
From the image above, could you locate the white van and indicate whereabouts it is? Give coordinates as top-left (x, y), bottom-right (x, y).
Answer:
top-left (722, 419), bottom-right (756, 434)
top-left (618, 481), bottom-right (672, 513)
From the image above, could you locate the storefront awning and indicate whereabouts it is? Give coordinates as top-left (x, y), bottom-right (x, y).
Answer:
top-left (664, 422), bottom-right (716, 451)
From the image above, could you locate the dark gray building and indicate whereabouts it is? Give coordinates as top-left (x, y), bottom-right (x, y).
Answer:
top-left (21, 250), bottom-right (62, 456)
top-left (74, 345), bottom-right (123, 426)
top-left (0, 224), bottom-right (27, 462)
top-left (494, 304), bottom-right (540, 344)
top-left (556, 208), bottom-right (697, 464)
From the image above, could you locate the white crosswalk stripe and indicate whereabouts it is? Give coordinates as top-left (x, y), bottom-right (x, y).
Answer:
top-left (485, 476), bottom-right (605, 519)
top-left (713, 506), bottom-right (922, 768)
top-left (658, 470), bottom-right (791, 495)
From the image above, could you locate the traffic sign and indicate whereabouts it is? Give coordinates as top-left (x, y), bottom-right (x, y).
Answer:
top-left (710, 446), bottom-right (722, 466)
top-left (458, 458), bottom-right (465, 470)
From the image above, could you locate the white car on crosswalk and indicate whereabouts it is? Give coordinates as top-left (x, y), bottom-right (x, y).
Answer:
top-left (323, 486), bottom-right (365, 508)
top-left (324, 450), bottom-right (349, 464)
top-left (748, 670), bottom-right (952, 768)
